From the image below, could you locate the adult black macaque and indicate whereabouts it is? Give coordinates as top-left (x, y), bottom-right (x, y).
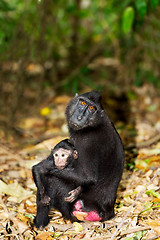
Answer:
top-left (32, 139), bottom-right (81, 228)
top-left (49, 90), bottom-right (125, 221)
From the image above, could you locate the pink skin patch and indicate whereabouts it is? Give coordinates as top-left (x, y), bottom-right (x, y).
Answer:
top-left (84, 211), bottom-right (102, 221)
top-left (73, 200), bottom-right (102, 221)
top-left (74, 200), bottom-right (83, 211)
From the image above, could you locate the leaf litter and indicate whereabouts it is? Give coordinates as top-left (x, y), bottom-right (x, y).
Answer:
top-left (0, 86), bottom-right (160, 239)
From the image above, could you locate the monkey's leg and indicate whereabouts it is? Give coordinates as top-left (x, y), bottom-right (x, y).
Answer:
top-left (34, 192), bottom-right (50, 228)
top-left (58, 202), bottom-right (75, 221)
top-left (34, 204), bottom-right (50, 228)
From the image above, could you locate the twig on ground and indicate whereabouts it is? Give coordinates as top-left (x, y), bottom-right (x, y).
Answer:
top-left (82, 226), bottom-right (151, 240)
top-left (110, 168), bottom-right (160, 240)
top-left (147, 235), bottom-right (160, 240)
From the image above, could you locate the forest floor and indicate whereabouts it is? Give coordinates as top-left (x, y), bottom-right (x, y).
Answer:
top-left (0, 84), bottom-right (160, 240)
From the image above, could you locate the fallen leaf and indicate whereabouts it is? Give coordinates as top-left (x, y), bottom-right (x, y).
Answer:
top-left (140, 149), bottom-right (160, 155)
top-left (73, 222), bottom-right (83, 232)
top-left (146, 189), bottom-right (160, 198)
top-left (18, 117), bottom-right (44, 129)
top-left (35, 231), bottom-right (53, 240)
top-left (123, 230), bottom-right (146, 240)
top-left (54, 96), bottom-right (71, 104)
top-left (147, 220), bottom-right (160, 234)
top-left (0, 180), bottom-right (32, 203)
top-left (59, 235), bottom-right (69, 240)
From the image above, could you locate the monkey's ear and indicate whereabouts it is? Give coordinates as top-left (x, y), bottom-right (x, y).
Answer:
top-left (73, 150), bottom-right (78, 159)
top-left (75, 93), bottom-right (78, 97)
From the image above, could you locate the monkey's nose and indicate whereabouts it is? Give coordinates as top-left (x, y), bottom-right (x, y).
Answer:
top-left (77, 115), bottom-right (82, 121)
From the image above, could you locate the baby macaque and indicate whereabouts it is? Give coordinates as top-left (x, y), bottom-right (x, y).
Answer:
top-left (32, 139), bottom-right (82, 228)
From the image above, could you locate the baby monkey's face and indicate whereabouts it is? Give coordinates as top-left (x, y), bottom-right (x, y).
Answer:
top-left (53, 148), bottom-right (78, 170)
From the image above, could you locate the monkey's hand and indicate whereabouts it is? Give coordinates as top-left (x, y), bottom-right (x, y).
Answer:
top-left (41, 194), bottom-right (51, 206)
top-left (65, 186), bottom-right (82, 203)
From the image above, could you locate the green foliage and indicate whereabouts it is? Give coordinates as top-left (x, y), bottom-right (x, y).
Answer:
top-left (146, 189), bottom-right (160, 198)
top-left (122, 7), bottom-right (135, 34)
top-left (135, 0), bottom-right (147, 18)
top-left (150, 0), bottom-right (160, 8)
top-left (62, 67), bottom-right (102, 94)
top-left (123, 230), bottom-right (146, 240)
top-left (126, 161), bottom-right (135, 170)
top-left (134, 69), bottom-right (160, 87)
top-left (0, 1), bottom-right (15, 52)
top-left (0, 0), bottom-right (159, 91)
top-left (127, 91), bottom-right (137, 101)
top-left (0, 0), bottom-right (14, 11)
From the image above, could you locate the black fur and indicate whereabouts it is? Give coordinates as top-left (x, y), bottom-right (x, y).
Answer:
top-left (49, 91), bottom-right (125, 221)
top-left (32, 139), bottom-right (80, 228)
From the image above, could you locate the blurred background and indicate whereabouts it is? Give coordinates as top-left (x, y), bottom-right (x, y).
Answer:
top-left (0, 2), bottom-right (160, 237)
top-left (0, 0), bottom-right (160, 150)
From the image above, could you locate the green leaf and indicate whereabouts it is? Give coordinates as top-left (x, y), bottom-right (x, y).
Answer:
top-left (25, 214), bottom-right (34, 220)
top-left (152, 204), bottom-right (160, 209)
top-left (146, 189), bottom-right (160, 198)
top-left (0, 0), bottom-right (14, 11)
top-left (150, 0), bottom-right (159, 9)
top-left (142, 201), bottom-right (153, 212)
top-left (147, 104), bottom-right (158, 112)
top-left (53, 232), bottom-right (61, 238)
top-left (135, 0), bottom-right (147, 18)
top-left (124, 230), bottom-right (146, 240)
top-left (144, 158), bottom-right (150, 163)
top-left (127, 90), bottom-right (137, 100)
top-left (144, 201), bottom-right (153, 209)
top-left (122, 7), bottom-right (135, 34)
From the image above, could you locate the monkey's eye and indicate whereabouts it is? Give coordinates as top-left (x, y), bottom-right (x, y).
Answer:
top-left (62, 154), bottom-right (65, 157)
top-left (54, 153), bottom-right (58, 157)
top-left (89, 106), bottom-right (94, 110)
top-left (81, 101), bottom-right (86, 106)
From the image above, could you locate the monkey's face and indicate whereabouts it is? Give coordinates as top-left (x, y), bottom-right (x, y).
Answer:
top-left (66, 95), bottom-right (104, 130)
top-left (53, 148), bottom-right (78, 170)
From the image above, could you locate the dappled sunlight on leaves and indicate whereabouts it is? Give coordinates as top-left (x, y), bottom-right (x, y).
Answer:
top-left (0, 180), bottom-right (32, 203)
top-left (0, 87), bottom-right (160, 239)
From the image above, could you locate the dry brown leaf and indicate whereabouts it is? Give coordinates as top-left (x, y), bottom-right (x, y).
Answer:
top-left (18, 117), bottom-right (44, 129)
top-left (17, 213), bottom-right (29, 223)
top-left (147, 220), bottom-right (160, 234)
top-left (35, 231), bottom-right (53, 240)
top-left (24, 199), bottom-right (36, 214)
top-left (59, 235), bottom-right (69, 240)
top-left (0, 180), bottom-right (32, 203)
top-left (54, 95), bottom-right (71, 104)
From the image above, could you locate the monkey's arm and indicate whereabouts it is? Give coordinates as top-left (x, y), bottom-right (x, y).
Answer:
top-left (32, 159), bottom-right (53, 205)
top-left (65, 186), bottom-right (82, 202)
top-left (49, 167), bottom-right (97, 186)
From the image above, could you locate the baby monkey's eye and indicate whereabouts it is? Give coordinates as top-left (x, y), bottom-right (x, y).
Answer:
top-left (55, 153), bottom-right (58, 157)
top-left (62, 154), bottom-right (65, 157)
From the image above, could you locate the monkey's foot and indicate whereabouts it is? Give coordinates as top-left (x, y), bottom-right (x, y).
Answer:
top-left (73, 210), bottom-right (102, 221)
top-left (72, 211), bottom-right (88, 221)
top-left (73, 200), bottom-right (102, 221)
